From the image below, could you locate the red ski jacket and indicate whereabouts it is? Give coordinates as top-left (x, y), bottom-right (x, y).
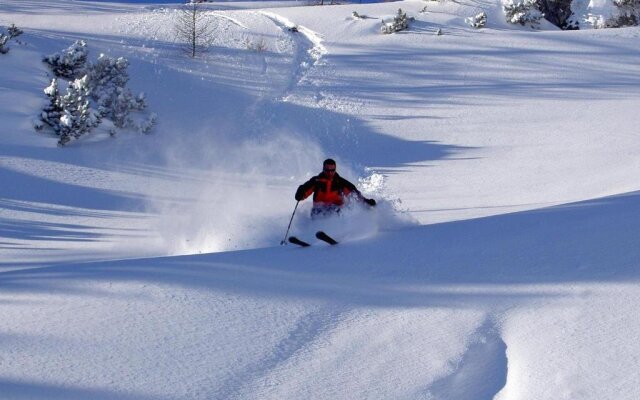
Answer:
top-left (295, 172), bottom-right (360, 207)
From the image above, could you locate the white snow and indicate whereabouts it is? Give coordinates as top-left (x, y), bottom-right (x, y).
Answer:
top-left (1, 0), bottom-right (639, 399)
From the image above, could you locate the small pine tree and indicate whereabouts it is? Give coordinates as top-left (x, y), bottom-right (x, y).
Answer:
top-left (57, 75), bottom-right (101, 146)
top-left (43, 40), bottom-right (89, 79)
top-left (39, 78), bottom-right (64, 133)
top-left (138, 113), bottom-right (157, 134)
top-left (466, 12), bottom-right (487, 28)
top-left (503, 0), bottom-right (544, 27)
top-left (89, 53), bottom-right (146, 129)
top-left (381, 9), bottom-right (409, 34)
top-left (7, 24), bottom-right (23, 39)
top-left (0, 34), bottom-right (9, 55)
top-left (0, 23), bottom-right (24, 55)
top-left (37, 41), bottom-right (155, 144)
top-left (174, 2), bottom-right (215, 58)
top-left (608, 0), bottom-right (640, 27)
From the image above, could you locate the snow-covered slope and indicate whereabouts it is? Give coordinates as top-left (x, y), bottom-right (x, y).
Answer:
top-left (1, 1), bottom-right (639, 399)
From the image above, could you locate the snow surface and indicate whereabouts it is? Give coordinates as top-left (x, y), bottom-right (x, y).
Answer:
top-left (1, 0), bottom-right (639, 399)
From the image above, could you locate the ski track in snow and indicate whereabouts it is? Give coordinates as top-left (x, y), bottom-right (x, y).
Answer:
top-left (215, 305), bottom-right (347, 399)
top-left (260, 11), bottom-right (327, 100)
top-left (210, 12), bottom-right (250, 30)
top-left (426, 316), bottom-right (508, 400)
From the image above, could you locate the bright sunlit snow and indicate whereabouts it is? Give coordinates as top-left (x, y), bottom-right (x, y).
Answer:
top-left (1, 0), bottom-right (639, 399)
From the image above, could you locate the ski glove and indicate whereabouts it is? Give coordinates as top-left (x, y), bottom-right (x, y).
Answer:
top-left (295, 186), bottom-right (306, 201)
top-left (365, 198), bottom-right (376, 206)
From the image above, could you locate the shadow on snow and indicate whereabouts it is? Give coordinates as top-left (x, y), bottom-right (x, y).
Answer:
top-left (1, 191), bottom-right (638, 305)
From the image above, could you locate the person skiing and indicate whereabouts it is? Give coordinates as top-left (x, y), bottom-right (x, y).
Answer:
top-left (295, 159), bottom-right (376, 218)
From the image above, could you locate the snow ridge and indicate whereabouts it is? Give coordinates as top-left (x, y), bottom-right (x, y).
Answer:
top-left (427, 317), bottom-right (508, 400)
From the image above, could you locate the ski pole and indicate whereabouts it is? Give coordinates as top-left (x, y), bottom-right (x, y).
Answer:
top-left (280, 201), bottom-right (299, 245)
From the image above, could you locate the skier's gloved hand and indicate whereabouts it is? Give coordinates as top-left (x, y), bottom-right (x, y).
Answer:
top-left (295, 186), bottom-right (305, 201)
top-left (365, 198), bottom-right (376, 206)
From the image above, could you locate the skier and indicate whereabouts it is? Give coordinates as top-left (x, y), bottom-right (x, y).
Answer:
top-left (295, 159), bottom-right (376, 218)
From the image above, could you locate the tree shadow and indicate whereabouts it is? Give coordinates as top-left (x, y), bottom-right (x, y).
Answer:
top-left (0, 167), bottom-right (144, 213)
top-left (0, 377), bottom-right (169, 400)
top-left (315, 33), bottom-right (640, 109)
top-left (2, 191), bottom-right (637, 307)
top-left (0, 218), bottom-right (105, 243)
top-left (0, 0), bottom-right (135, 14)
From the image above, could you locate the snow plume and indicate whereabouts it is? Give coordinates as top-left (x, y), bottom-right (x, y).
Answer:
top-left (143, 125), bottom-right (412, 254)
top-left (358, 171), bottom-right (417, 230)
top-left (145, 126), bottom-right (325, 255)
top-left (289, 168), bottom-right (417, 246)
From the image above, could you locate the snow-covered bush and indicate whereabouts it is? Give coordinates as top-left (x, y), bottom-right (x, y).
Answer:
top-left (532, 0), bottom-right (638, 29)
top-left (89, 53), bottom-right (146, 129)
top-left (605, 13), bottom-right (638, 27)
top-left (352, 11), bottom-right (368, 19)
top-left (38, 78), bottom-right (65, 134)
top-left (0, 24), bottom-right (23, 54)
top-left (57, 76), bottom-right (101, 146)
top-left (503, 0), bottom-right (544, 27)
top-left (613, 0), bottom-right (640, 6)
top-left (536, 0), bottom-right (577, 29)
top-left (243, 35), bottom-right (268, 52)
top-left (43, 40), bottom-right (89, 79)
top-left (381, 9), bottom-right (409, 34)
top-left (7, 24), bottom-right (23, 39)
top-left (138, 113), bottom-right (157, 134)
top-left (608, 0), bottom-right (640, 26)
top-left (0, 34), bottom-right (9, 55)
top-left (37, 42), bottom-right (155, 145)
top-left (466, 12), bottom-right (488, 28)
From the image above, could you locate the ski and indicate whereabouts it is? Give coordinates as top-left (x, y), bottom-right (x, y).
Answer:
top-left (288, 232), bottom-right (338, 247)
top-left (315, 231), bottom-right (338, 245)
top-left (288, 236), bottom-right (311, 247)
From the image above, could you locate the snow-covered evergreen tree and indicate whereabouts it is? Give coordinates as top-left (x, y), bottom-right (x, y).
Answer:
top-left (503, 0), bottom-right (544, 27)
top-left (1, 24), bottom-right (24, 54)
top-left (88, 53), bottom-right (146, 129)
top-left (608, 0), bottom-right (640, 26)
top-left (381, 9), bottom-right (409, 34)
top-left (7, 24), bottom-right (23, 39)
top-left (43, 40), bottom-right (89, 79)
top-left (0, 34), bottom-right (9, 55)
top-left (37, 42), bottom-right (155, 144)
top-left (57, 75), bottom-right (101, 146)
top-left (38, 78), bottom-right (64, 134)
top-left (138, 113), bottom-right (157, 134)
top-left (352, 11), bottom-right (367, 19)
top-left (466, 12), bottom-right (488, 28)
top-left (537, 0), bottom-right (576, 29)
top-left (612, 0), bottom-right (640, 9)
